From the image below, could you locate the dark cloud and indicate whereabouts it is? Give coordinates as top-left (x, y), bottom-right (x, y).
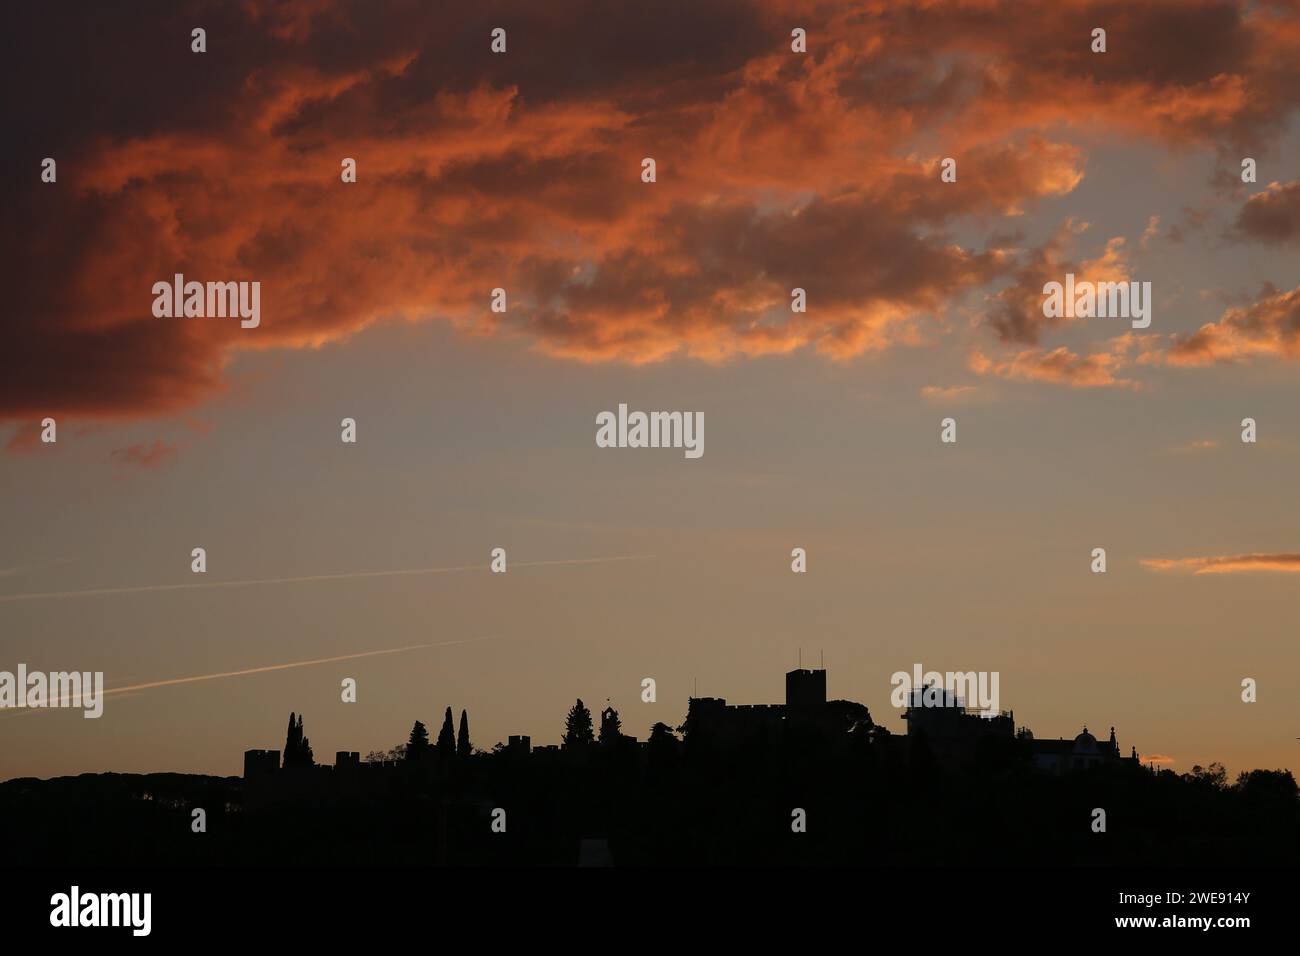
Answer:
top-left (1232, 180), bottom-right (1300, 244)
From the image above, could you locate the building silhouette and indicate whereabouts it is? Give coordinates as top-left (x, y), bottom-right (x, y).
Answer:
top-left (785, 667), bottom-right (827, 712)
top-left (244, 666), bottom-right (1148, 789)
top-left (243, 749), bottom-right (279, 780)
top-left (682, 667), bottom-right (839, 748)
top-left (1028, 725), bottom-right (1138, 774)
top-left (901, 684), bottom-right (1015, 767)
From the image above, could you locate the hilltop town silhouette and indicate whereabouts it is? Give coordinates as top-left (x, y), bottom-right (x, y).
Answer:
top-left (3, 666), bottom-right (1296, 866)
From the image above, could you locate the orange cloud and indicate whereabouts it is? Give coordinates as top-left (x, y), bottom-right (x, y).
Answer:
top-left (1141, 553), bottom-right (1300, 574)
top-left (110, 440), bottom-right (178, 470)
top-left (1162, 284), bottom-right (1300, 366)
top-left (4, 0), bottom-right (1300, 424)
top-left (969, 341), bottom-right (1138, 389)
top-left (920, 385), bottom-right (979, 403)
top-left (983, 219), bottom-right (1138, 345)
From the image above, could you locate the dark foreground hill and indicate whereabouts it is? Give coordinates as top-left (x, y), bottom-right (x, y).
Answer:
top-left (2, 748), bottom-right (1296, 866)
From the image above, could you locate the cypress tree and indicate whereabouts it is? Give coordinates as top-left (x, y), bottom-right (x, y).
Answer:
top-left (299, 716), bottom-right (314, 767)
top-left (436, 706), bottom-right (456, 759)
top-left (457, 709), bottom-right (471, 758)
top-left (284, 712), bottom-right (314, 768)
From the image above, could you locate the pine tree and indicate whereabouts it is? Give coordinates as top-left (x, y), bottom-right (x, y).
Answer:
top-left (457, 709), bottom-right (471, 758)
top-left (436, 706), bottom-right (456, 759)
top-left (563, 699), bottom-right (595, 749)
top-left (648, 722), bottom-right (676, 746)
top-left (407, 720), bottom-right (430, 761)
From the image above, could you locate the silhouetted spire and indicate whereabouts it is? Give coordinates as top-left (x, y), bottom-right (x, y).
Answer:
top-left (599, 704), bottom-right (622, 745)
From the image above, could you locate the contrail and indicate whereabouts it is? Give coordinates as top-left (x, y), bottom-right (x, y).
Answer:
top-left (99, 637), bottom-right (493, 699)
top-left (0, 557), bottom-right (78, 579)
top-left (0, 690), bottom-right (145, 718)
top-left (3, 637), bottom-right (495, 712)
top-left (0, 554), bottom-right (653, 604)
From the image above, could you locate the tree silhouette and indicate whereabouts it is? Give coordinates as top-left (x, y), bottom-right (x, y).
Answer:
top-left (827, 699), bottom-right (873, 734)
top-left (648, 721), bottom-right (676, 744)
top-left (1235, 768), bottom-right (1298, 801)
top-left (563, 699), bottom-right (594, 748)
top-left (646, 721), bottom-right (679, 772)
top-left (457, 709), bottom-right (471, 758)
top-left (1185, 762), bottom-right (1229, 790)
top-left (599, 705), bottom-right (622, 745)
top-left (436, 707), bottom-right (456, 759)
top-left (283, 712), bottom-right (314, 769)
top-left (406, 720), bottom-right (430, 761)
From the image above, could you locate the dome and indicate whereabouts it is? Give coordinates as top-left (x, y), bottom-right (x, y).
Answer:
top-left (1072, 726), bottom-right (1099, 753)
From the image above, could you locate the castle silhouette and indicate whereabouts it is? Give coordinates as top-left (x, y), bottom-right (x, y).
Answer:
top-left (242, 666), bottom-right (1145, 798)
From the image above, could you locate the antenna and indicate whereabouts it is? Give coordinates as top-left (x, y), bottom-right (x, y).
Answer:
top-left (798, 648), bottom-right (802, 668)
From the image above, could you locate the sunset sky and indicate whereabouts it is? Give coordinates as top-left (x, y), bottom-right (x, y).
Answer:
top-left (3, 0), bottom-right (1299, 781)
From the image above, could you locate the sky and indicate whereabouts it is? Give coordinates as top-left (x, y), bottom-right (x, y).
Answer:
top-left (2, 0), bottom-right (1299, 780)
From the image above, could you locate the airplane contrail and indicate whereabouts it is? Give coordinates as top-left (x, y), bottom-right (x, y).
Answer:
top-left (0, 554), bottom-right (653, 604)
top-left (2, 637), bottom-right (496, 712)
top-left (0, 557), bottom-right (78, 579)
top-left (99, 637), bottom-right (494, 699)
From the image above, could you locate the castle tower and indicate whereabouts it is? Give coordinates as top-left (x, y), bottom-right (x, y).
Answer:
top-left (785, 668), bottom-right (827, 712)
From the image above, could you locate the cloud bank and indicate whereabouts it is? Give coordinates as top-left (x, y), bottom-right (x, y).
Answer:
top-left (5, 0), bottom-right (1300, 421)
